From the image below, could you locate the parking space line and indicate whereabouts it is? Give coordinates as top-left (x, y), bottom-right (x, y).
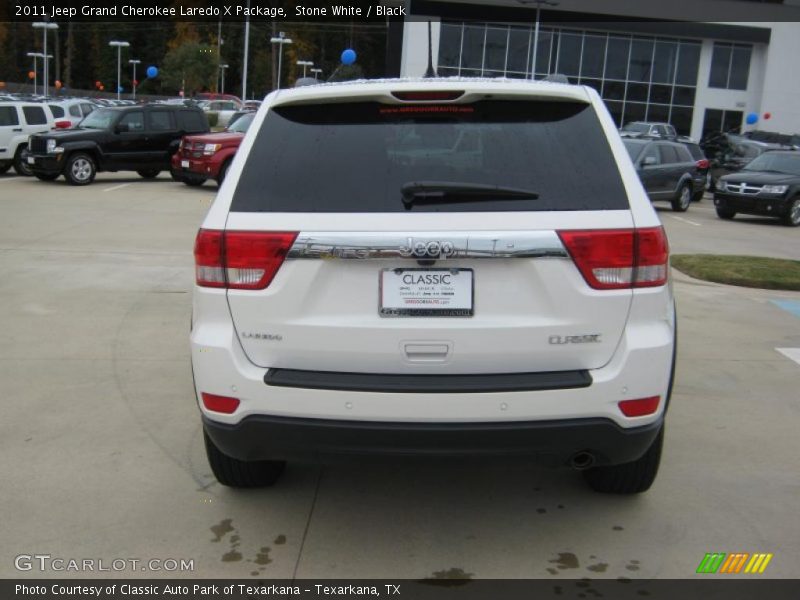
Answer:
top-left (669, 215), bottom-right (702, 226)
top-left (103, 183), bottom-right (131, 192)
top-left (0, 177), bottom-right (21, 183)
top-left (771, 299), bottom-right (800, 320)
top-left (775, 348), bottom-right (800, 367)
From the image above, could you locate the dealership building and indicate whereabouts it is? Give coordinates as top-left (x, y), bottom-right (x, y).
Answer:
top-left (393, 0), bottom-right (800, 141)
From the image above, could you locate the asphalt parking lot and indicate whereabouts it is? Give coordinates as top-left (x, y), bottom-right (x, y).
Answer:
top-left (1, 173), bottom-right (798, 581)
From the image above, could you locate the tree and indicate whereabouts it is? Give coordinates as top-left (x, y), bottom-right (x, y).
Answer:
top-left (161, 42), bottom-right (219, 95)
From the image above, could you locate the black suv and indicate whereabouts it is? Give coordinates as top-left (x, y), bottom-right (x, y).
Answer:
top-left (27, 104), bottom-right (208, 185)
top-left (714, 150), bottom-right (800, 226)
top-left (623, 138), bottom-right (701, 211)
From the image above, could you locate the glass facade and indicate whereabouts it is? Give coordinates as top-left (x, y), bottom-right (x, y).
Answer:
top-left (708, 42), bottom-right (752, 90)
top-left (438, 23), bottom-right (702, 135)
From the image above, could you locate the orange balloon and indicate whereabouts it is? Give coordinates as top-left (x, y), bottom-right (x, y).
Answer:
top-left (55, 80), bottom-right (62, 89)
top-left (99, 85), bottom-right (104, 90)
top-left (28, 71), bottom-right (35, 79)
top-left (0, 81), bottom-right (5, 88)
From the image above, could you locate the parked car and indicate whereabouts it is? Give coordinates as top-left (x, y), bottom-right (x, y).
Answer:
top-left (171, 111), bottom-right (254, 186)
top-left (0, 101), bottom-right (57, 175)
top-left (46, 99), bottom-right (98, 129)
top-left (681, 140), bottom-right (710, 200)
top-left (701, 132), bottom-right (790, 190)
top-left (743, 130), bottom-right (800, 148)
top-left (26, 103), bottom-right (209, 185)
top-left (620, 121), bottom-right (678, 140)
top-left (623, 138), bottom-right (701, 210)
top-left (192, 80), bottom-right (675, 494)
top-left (713, 150), bottom-right (800, 226)
top-left (243, 100), bottom-right (262, 110)
top-left (194, 92), bottom-right (243, 108)
top-left (200, 100), bottom-right (240, 128)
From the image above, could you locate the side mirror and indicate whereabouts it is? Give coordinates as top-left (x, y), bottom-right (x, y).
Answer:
top-left (642, 155), bottom-right (658, 167)
top-left (115, 123), bottom-right (129, 134)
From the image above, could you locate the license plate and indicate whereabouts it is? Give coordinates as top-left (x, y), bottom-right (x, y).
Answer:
top-left (27, 156), bottom-right (35, 165)
top-left (380, 268), bottom-right (473, 317)
top-left (181, 160), bottom-right (190, 168)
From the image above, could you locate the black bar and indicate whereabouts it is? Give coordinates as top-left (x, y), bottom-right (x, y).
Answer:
top-left (264, 368), bottom-right (592, 393)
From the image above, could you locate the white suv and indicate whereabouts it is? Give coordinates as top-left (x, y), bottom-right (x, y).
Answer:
top-left (191, 80), bottom-right (676, 494)
top-left (0, 101), bottom-right (56, 175)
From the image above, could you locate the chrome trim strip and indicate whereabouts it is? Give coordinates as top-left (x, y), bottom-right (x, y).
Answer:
top-left (286, 231), bottom-right (568, 260)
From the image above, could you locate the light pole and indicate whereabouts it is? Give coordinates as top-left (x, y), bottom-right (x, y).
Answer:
top-left (129, 59), bottom-right (140, 100)
top-left (310, 68), bottom-right (322, 80)
top-left (220, 64), bottom-right (229, 95)
top-left (26, 52), bottom-right (44, 95)
top-left (242, 0), bottom-right (250, 100)
top-left (270, 32), bottom-right (293, 90)
top-left (517, 0), bottom-right (559, 80)
top-left (32, 22), bottom-right (59, 98)
top-left (108, 41), bottom-right (130, 100)
top-left (296, 60), bottom-right (313, 78)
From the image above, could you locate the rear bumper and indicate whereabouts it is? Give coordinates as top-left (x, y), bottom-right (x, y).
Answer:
top-left (714, 192), bottom-right (791, 216)
top-left (203, 413), bottom-right (664, 465)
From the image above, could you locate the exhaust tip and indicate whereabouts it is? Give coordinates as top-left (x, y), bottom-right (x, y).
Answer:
top-left (570, 451), bottom-right (595, 470)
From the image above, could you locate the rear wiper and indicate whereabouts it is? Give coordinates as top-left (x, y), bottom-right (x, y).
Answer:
top-left (401, 181), bottom-right (539, 208)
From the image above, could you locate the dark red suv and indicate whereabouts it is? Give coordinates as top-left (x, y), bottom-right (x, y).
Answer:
top-left (171, 112), bottom-right (254, 186)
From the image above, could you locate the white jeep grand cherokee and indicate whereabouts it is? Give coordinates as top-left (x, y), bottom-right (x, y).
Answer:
top-left (191, 79), bottom-right (676, 494)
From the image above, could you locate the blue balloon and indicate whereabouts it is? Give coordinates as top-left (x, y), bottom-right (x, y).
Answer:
top-left (146, 66), bottom-right (159, 79)
top-left (341, 49), bottom-right (357, 65)
top-left (746, 112), bottom-right (758, 125)
top-left (118, 85), bottom-right (124, 93)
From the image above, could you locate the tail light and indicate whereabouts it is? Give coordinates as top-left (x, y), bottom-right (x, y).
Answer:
top-left (201, 393), bottom-right (240, 414)
top-left (194, 229), bottom-right (298, 290)
top-left (391, 90), bottom-right (464, 101)
top-left (619, 396), bottom-right (660, 417)
top-left (696, 159), bottom-right (710, 169)
top-left (54, 120), bottom-right (71, 129)
top-left (557, 227), bottom-right (669, 290)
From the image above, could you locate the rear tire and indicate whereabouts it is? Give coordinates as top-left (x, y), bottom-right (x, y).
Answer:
top-left (137, 169), bottom-right (160, 179)
top-left (13, 148), bottom-right (32, 176)
top-left (583, 426), bottom-right (664, 494)
top-left (671, 183), bottom-right (692, 212)
top-left (782, 197), bottom-right (800, 227)
top-left (716, 207), bottom-right (736, 220)
top-left (64, 152), bottom-right (96, 186)
top-left (204, 430), bottom-right (285, 488)
top-left (34, 172), bottom-right (60, 181)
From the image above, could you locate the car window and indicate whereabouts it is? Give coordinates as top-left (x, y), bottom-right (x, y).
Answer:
top-left (227, 112), bottom-right (254, 133)
top-left (232, 100), bottom-right (629, 213)
top-left (684, 144), bottom-right (704, 160)
top-left (179, 110), bottom-right (208, 133)
top-left (148, 110), bottom-right (175, 131)
top-left (81, 104), bottom-right (96, 116)
top-left (22, 106), bottom-right (48, 125)
top-left (675, 145), bottom-right (693, 162)
top-left (658, 145), bottom-right (679, 164)
top-left (0, 106), bottom-right (19, 126)
top-left (68, 104), bottom-right (82, 117)
top-left (119, 111), bottom-right (144, 131)
top-left (622, 122), bottom-right (649, 133)
top-left (666, 125), bottom-right (677, 137)
top-left (48, 105), bottom-right (65, 118)
top-left (222, 102), bottom-right (237, 111)
top-left (641, 145), bottom-right (660, 165)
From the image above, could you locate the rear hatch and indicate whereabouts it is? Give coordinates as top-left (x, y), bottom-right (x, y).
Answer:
top-left (203, 87), bottom-right (660, 375)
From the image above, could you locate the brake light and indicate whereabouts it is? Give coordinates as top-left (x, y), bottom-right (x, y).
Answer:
top-left (557, 227), bottom-right (668, 290)
top-left (619, 396), bottom-right (660, 417)
top-left (201, 392), bottom-right (240, 414)
top-left (54, 120), bottom-right (71, 129)
top-left (696, 159), bottom-right (710, 169)
top-left (194, 229), bottom-right (298, 290)
top-left (391, 90), bottom-right (464, 101)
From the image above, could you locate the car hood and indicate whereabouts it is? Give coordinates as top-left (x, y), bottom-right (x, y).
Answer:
top-left (32, 128), bottom-right (107, 142)
top-left (721, 171), bottom-right (799, 185)
top-left (182, 131), bottom-right (244, 145)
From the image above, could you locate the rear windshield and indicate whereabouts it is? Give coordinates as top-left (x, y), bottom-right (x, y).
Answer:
top-left (231, 100), bottom-right (628, 212)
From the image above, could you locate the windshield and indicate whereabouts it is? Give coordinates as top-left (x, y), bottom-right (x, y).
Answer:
top-left (231, 100), bottom-right (628, 213)
top-left (743, 152), bottom-right (800, 176)
top-left (227, 113), bottom-right (254, 133)
top-left (622, 123), bottom-right (649, 133)
top-left (79, 108), bottom-right (116, 130)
